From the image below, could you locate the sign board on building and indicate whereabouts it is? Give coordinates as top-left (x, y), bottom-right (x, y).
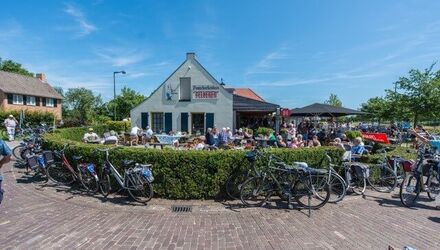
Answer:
top-left (192, 85), bottom-right (219, 99)
top-left (281, 108), bottom-right (290, 118)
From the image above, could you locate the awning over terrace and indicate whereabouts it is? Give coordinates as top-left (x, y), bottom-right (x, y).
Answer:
top-left (290, 103), bottom-right (366, 117)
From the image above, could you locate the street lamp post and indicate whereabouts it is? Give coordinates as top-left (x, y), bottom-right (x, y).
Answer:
top-left (113, 70), bottom-right (126, 121)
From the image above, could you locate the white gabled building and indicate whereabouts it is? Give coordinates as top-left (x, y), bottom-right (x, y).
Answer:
top-left (131, 53), bottom-right (279, 134)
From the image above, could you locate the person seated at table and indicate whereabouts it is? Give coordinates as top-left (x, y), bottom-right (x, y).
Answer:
top-left (276, 135), bottom-right (287, 148)
top-left (288, 137), bottom-right (299, 148)
top-left (341, 134), bottom-right (350, 143)
top-left (218, 128), bottom-right (229, 147)
top-left (142, 126), bottom-right (154, 144)
top-left (226, 127), bottom-right (234, 143)
top-left (329, 138), bottom-right (345, 150)
top-left (308, 135), bottom-right (321, 147)
top-left (243, 128), bottom-right (253, 139)
top-left (205, 128), bottom-right (216, 146)
top-left (296, 134), bottom-right (305, 147)
top-left (103, 130), bottom-right (118, 145)
top-left (130, 125), bottom-right (141, 136)
top-left (194, 137), bottom-right (206, 150)
top-left (351, 137), bottom-right (365, 159)
top-left (83, 128), bottom-right (100, 143)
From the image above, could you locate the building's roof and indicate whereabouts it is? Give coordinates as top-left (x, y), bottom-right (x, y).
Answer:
top-left (233, 95), bottom-right (279, 112)
top-left (290, 103), bottom-right (365, 117)
top-left (226, 88), bottom-right (265, 102)
top-left (0, 70), bottom-right (63, 99)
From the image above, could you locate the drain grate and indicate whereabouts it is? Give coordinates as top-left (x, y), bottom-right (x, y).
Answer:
top-left (171, 205), bottom-right (192, 213)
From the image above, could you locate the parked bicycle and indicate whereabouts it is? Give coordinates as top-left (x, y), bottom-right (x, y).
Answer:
top-left (46, 144), bottom-right (99, 192)
top-left (97, 148), bottom-right (154, 204)
top-left (239, 153), bottom-right (330, 213)
top-left (399, 145), bottom-right (440, 207)
top-left (24, 150), bottom-right (53, 183)
top-left (12, 134), bottom-right (43, 160)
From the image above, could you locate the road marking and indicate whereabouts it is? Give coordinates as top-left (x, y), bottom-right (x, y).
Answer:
top-left (334, 231), bottom-right (346, 240)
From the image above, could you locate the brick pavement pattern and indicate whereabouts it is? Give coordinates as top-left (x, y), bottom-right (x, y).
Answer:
top-left (1, 143), bottom-right (440, 249)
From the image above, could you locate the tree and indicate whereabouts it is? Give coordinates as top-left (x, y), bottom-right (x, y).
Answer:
top-left (107, 87), bottom-right (145, 121)
top-left (0, 58), bottom-right (34, 77)
top-left (391, 64), bottom-right (440, 126)
top-left (360, 97), bottom-right (391, 124)
top-left (64, 88), bottom-right (103, 124)
top-left (324, 93), bottom-right (342, 107)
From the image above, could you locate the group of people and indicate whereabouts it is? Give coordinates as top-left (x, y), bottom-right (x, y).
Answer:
top-left (82, 126), bottom-right (155, 145)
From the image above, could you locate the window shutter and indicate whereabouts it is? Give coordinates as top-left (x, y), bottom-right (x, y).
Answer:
top-left (206, 113), bottom-right (214, 130)
top-left (164, 113), bottom-right (172, 133)
top-left (141, 112), bottom-right (149, 129)
top-left (54, 99), bottom-right (57, 107)
top-left (42, 98), bottom-right (46, 106)
top-left (7, 94), bottom-right (13, 104)
top-left (23, 95), bottom-right (27, 105)
top-left (181, 112), bottom-right (188, 133)
top-left (36, 97), bottom-right (40, 106)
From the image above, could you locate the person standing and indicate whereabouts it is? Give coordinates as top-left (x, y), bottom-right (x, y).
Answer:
top-left (4, 115), bottom-right (18, 141)
top-left (0, 139), bottom-right (12, 205)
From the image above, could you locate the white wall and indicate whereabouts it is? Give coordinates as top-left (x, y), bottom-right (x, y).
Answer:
top-left (131, 54), bottom-right (233, 133)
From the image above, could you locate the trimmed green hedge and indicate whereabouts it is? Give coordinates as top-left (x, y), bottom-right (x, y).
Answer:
top-left (105, 121), bottom-right (131, 132)
top-left (43, 127), bottom-right (345, 199)
top-left (0, 110), bottom-right (55, 125)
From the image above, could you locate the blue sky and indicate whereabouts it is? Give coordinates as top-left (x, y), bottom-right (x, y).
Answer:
top-left (1, 0), bottom-right (440, 109)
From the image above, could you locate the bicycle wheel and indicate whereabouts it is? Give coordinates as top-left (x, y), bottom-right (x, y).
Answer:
top-left (225, 172), bottom-right (249, 200)
top-left (427, 170), bottom-right (440, 201)
top-left (239, 176), bottom-right (271, 207)
top-left (46, 162), bottom-right (75, 185)
top-left (12, 145), bottom-right (24, 159)
top-left (399, 173), bottom-right (421, 207)
top-left (99, 170), bottom-right (111, 197)
top-left (294, 178), bottom-right (330, 209)
top-left (368, 165), bottom-right (397, 193)
top-left (313, 172), bottom-right (346, 203)
top-left (77, 166), bottom-right (99, 193)
top-left (350, 173), bottom-right (366, 195)
top-left (32, 167), bottom-right (48, 183)
top-left (126, 174), bottom-right (153, 203)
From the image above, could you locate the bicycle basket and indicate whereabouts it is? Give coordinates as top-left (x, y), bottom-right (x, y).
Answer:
top-left (400, 160), bottom-right (414, 172)
top-left (43, 151), bottom-right (54, 164)
top-left (26, 155), bottom-right (39, 169)
top-left (135, 164), bottom-right (154, 183)
top-left (350, 163), bottom-right (370, 178)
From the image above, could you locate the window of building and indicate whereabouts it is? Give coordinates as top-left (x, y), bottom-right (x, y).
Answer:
top-left (26, 96), bottom-right (36, 106)
top-left (46, 98), bottom-right (54, 107)
top-left (151, 112), bottom-right (164, 133)
top-left (179, 77), bottom-right (191, 101)
top-left (12, 94), bottom-right (23, 105)
top-left (191, 113), bottom-right (205, 135)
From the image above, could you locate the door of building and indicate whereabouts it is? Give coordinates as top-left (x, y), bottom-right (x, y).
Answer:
top-left (191, 113), bottom-right (205, 135)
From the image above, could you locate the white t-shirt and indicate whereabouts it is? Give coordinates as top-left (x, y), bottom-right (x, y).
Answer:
top-left (83, 132), bottom-right (99, 141)
top-left (130, 127), bottom-right (140, 136)
top-left (4, 118), bottom-right (16, 128)
top-left (144, 128), bottom-right (153, 137)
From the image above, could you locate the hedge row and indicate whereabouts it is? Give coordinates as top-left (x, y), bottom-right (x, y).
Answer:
top-left (43, 127), bottom-right (345, 199)
top-left (0, 110), bottom-right (55, 126)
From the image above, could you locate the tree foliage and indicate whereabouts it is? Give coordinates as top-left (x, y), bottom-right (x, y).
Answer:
top-left (324, 93), bottom-right (342, 107)
top-left (360, 63), bottom-right (440, 125)
top-left (0, 58), bottom-right (34, 77)
top-left (64, 88), bottom-right (103, 124)
top-left (107, 87), bottom-right (145, 120)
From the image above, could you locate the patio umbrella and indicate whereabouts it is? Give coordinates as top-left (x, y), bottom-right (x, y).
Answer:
top-left (290, 103), bottom-right (366, 117)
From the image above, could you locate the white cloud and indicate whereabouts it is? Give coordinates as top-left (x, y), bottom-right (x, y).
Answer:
top-left (94, 47), bottom-right (148, 67)
top-left (64, 3), bottom-right (97, 37)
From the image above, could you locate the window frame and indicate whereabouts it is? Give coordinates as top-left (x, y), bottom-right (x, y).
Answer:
top-left (26, 96), bottom-right (36, 106)
top-left (46, 98), bottom-right (54, 107)
top-left (12, 94), bottom-right (23, 105)
top-left (179, 77), bottom-right (191, 102)
top-left (151, 112), bottom-right (164, 134)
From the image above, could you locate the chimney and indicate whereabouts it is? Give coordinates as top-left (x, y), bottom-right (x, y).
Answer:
top-left (36, 73), bottom-right (46, 82)
top-left (186, 52), bottom-right (196, 60)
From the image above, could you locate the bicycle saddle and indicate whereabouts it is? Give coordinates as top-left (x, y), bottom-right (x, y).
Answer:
top-left (72, 155), bottom-right (82, 161)
top-left (122, 160), bottom-right (135, 168)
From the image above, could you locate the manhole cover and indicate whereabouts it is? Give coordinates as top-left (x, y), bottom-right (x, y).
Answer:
top-left (171, 205), bottom-right (192, 213)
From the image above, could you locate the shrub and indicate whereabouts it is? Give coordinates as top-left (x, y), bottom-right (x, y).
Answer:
top-left (0, 110), bottom-right (55, 126)
top-left (43, 127), bottom-right (345, 199)
top-left (105, 121), bottom-right (131, 132)
top-left (345, 130), bottom-right (362, 140)
top-left (256, 127), bottom-right (274, 137)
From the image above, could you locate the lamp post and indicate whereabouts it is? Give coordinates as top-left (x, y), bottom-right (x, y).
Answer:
top-left (113, 71), bottom-right (126, 121)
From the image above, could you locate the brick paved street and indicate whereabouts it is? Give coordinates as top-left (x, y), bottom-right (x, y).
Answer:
top-left (1, 147), bottom-right (440, 249)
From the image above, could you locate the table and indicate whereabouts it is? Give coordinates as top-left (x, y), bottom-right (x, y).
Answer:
top-left (154, 135), bottom-right (187, 145)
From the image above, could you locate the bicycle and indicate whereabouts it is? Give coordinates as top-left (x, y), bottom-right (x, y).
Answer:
top-left (366, 150), bottom-right (398, 193)
top-left (312, 153), bottom-right (347, 203)
top-left (12, 134), bottom-right (42, 160)
top-left (239, 153), bottom-right (330, 213)
top-left (46, 144), bottom-right (99, 192)
top-left (24, 150), bottom-right (53, 183)
top-left (97, 148), bottom-right (154, 204)
top-left (399, 145), bottom-right (440, 207)
top-left (225, 148), bottom-right (263, 200)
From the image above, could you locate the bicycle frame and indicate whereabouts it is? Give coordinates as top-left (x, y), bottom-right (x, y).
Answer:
top-left (102, 150), bottom-right (143, 190)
